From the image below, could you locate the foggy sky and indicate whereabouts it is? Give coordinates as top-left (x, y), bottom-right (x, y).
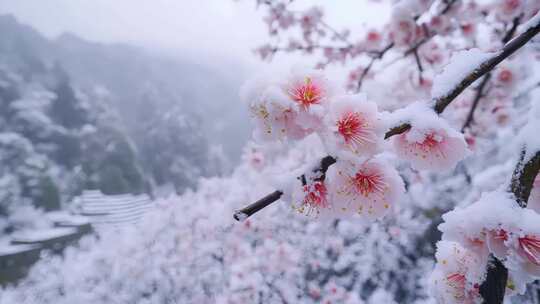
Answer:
top-left (0, 0), bottom-right (390, 74)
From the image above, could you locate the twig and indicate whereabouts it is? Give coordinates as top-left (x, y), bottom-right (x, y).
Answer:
top-left (356, 43), bottom-right (394, 92)
top-left (233, 156), bottom-right (336, 221)
top-left (413, 49), bottom-right (424, 82)
top-left (233, 190), bottom-right (283, 221)
top-left (461, 73), bottom-right (491, 132)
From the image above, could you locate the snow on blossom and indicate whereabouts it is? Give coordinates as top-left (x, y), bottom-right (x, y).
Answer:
top-left (439, 190), bottom-right (540, 295)
top-left (391, 103), bottom-right (469, 171)
top-left (326, 158), bottom-right (404, 221)
top-left (322, 94), bottom-right (383, 160)
top-left (439, 191), bottom-right (521, 252)
top-left (431, 49), bottom-right (494, 99)
top-left (429, 241), bottom-right (487, 304)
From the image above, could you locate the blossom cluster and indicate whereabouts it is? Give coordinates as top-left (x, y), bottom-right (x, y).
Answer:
top-left (430, 185), bottom-right (540, 303)
top-left (242, 67), bottom-right (470, 222)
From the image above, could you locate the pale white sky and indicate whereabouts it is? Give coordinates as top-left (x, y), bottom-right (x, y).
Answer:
top-left (0, 0), bottom-right (390, 74)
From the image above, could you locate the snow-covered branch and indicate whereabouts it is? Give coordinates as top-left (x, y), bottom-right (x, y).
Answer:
top-left (388, 15), bottom-right (540, 139)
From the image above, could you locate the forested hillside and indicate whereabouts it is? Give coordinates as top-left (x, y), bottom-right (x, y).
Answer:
top-left (0, 15), bottom-right (246, 232)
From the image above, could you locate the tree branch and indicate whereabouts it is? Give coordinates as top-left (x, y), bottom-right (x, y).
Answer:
top-left (388, 16), bottom-right (540, 139)
top-left (432, 18), bottom-right (540, 115)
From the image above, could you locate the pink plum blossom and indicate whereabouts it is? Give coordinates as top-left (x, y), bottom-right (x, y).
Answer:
top-left (393, 126), bottom-right (469, 171)
top-left (430, 241), bottom-right (486, 304)
top-left (326, 158), bottom-right (404, 221)
top-left (291, 180), bottom-right (330, 217)
top-left (323, 94), bottom-right (383, 159)
top-left (517, 235), bottom-right (540, 267)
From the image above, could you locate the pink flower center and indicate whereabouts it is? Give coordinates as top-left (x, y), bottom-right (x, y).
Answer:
top-left (367, 31), bottom-right (380, 42)
top-left (494, 229), bottom-right (508, 241)
top-left (504, 0), bottom-right (520, 11)
top-left (302, 181), bottom-right (328, 210)
top-left (519, 235), bottom-right (540, 265)
top-left (498, 69), bottom-right (513, 83)
top-left (446, 273), bottom-right (466, 300)
top-left (461, 23), bottom-right (473, 34)
top-left (337, 112), bottom-right (373, 146)
top-left (352, 169), bottom-right (385, 197)
top-left (289, 77), bottom-right (323, 109)
top-left (410, 132), bottom-right (444, 155)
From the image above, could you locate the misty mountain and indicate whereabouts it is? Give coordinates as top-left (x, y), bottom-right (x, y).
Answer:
top-left (0, 14), bottom-right (250, 159)
top-left (0, 14), bottom-right (250, 228)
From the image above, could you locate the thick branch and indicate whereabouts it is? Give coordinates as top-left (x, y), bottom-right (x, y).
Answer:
top-left (387, 17), bottom-right (540, 139)
top-left (479, 256), bottom-right (508, 304)
top-left (510, 151), bottom-right (540, 207)
top-left (433, 18), bottom-right (540, 114)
